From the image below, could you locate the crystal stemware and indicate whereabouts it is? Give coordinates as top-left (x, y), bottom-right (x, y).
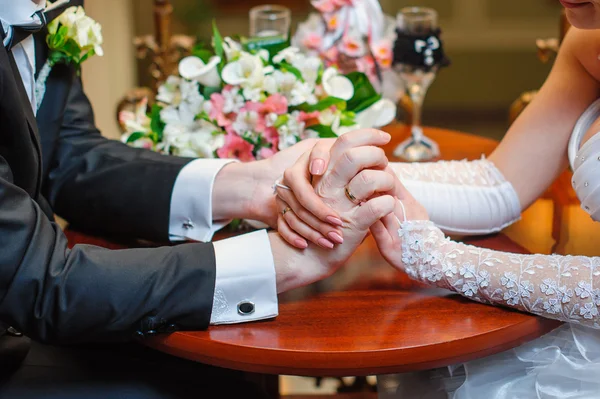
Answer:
top-left (249, 5), bottom-right (291, 40)
top-left (394, 7), bottom-right (441, 162)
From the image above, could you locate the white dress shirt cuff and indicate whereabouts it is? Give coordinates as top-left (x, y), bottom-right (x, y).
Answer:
top-left (169, 158), bottom-right (238, 242)
top-left (210, 230), bottom-right (278, 325)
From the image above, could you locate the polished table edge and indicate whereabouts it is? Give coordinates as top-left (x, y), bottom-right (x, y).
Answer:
top-left (145, 306), bottom-right (562, 377)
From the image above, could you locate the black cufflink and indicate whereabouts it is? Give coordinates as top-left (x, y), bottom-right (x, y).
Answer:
top-left (237, 301), bottom-right (255, 316)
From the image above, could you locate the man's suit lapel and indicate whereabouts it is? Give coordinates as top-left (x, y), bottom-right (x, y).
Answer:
top-left (5, 51), bottom-right (42, 156)
top-left (0, 30), bottom-right (43, 192)
top-left (34, 28), bottom-right (48, 79)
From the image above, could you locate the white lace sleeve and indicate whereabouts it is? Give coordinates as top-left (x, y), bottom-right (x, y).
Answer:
top-left (390, 159), bottom-right (521, 235)
top-left (399, 220), bottom-right (600, 328)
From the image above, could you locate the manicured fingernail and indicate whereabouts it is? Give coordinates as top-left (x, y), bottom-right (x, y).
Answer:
top-left (317, 238), bottom-right (335, 249)
top-left (380, 132), bottom-right (391, 141)
top-left (328, 232), bottom-right (344, 244)
top-left (326, 216), bottom-right (344, 226)
top-left (310, 159), bottom-right (325, 175)
top-left (294, 239), bottom-right (308, 249)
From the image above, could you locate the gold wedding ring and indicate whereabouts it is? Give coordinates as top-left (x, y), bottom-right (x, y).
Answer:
top-left (345, 186), bottom-right (360, 204)
top-left (282, 207), bottom-right (292, 216)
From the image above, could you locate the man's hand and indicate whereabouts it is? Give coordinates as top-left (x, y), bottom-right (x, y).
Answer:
top-left (210, 139), bottom-right (327, 227)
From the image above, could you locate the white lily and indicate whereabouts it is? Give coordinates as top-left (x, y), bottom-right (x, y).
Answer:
top-left (291, 81), bottom-right (317, 106)
top-left (354, 98), bottom-right (396, 128)
top-left (179, 56), bottom-right (222, 87)
top-left (273, 47), bottom-right (301, 64)
top-left (322, 68), bottom-right (354, 101)
top-left (278, 112), bottom-right (305, 150)
top-left (223, 37), bottom-right (242, 61)
top-left (318, 108), bottom-right (338, 126)
top-left (156, 76), bottom-right (182, 104)
top-left (221, 52), bottom-right (273, 87)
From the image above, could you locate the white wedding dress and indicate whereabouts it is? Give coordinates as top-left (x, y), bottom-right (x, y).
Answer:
top-left (379, 100), bottom-right (600, 399)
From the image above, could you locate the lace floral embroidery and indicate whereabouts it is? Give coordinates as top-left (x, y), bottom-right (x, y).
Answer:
top-left (398, 221), bottom-right (600, 328)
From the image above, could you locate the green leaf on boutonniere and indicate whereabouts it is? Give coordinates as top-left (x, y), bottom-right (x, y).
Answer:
top-left (47, 26), bottom-right (67, 50)
top-left (63, 39), bottom-right (81, 57)
top-left (79, 48), bottom-right (96, 64)
top-left (49, 51), bottom-right (69, 66)
top-left (294, 97), bottom-right (346, 113)
top-left (126, 132), bottom-right (146, 144)
top-left (150, 104), bottom-right (165, 142)
top-left (307, 124), bottom-right (337, 138)
top-left (345, 71), bottom-right (381, 113)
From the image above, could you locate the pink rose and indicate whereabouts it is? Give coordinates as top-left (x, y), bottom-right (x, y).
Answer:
top-left (298, 111), bottom-right (321, 127)
top-left (244, 101), bottom-right (263, 113)
top-left (210, 93), bottom-right (235, 127)
top-left (322, 46), bottom-right (339, 63)
top-left (340, 33), bottom-right (366, 58)
top-left (217, 133), bottom-right (256, 162)
top-left (238, 102), bottom-right (267, 133)
top-left (324, 12), bottom-right (340, 31)
top-left (302, 33), bottom-right (323, 50)
top-left (371, 40), bottom-right (393, 69)
top-left (262, 94), bottom-right (288, 115)
top-left (332, 0), bottom-right (352, 6)
top-left (263, 127), bottom-right (280, 146)
top-left (311, 0), bottom-right (337, 13)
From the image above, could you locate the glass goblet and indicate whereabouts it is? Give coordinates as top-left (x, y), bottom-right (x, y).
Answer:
top-left (249, 4), bottom-right (291, 40)
top-left (394, 7), bottom-right (441, 162)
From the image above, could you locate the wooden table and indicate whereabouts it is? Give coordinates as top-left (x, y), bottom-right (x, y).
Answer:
top-left (65, 125), bottom-right (564, 384)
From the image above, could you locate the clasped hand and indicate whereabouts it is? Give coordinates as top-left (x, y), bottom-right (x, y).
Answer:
top-left (274, 129), bottom-right (429, 273)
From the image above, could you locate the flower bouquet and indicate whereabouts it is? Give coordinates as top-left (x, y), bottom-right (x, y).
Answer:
top-left (120, 23), bottom-right (396, 161)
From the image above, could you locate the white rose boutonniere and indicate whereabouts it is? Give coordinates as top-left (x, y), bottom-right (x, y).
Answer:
top-left (35, 5), bottom-right (104, 110)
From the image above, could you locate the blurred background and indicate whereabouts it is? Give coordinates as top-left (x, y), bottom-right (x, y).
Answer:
top-left (83, 0), bottom-right (562, 142)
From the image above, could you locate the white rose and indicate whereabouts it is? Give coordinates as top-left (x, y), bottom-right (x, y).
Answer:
top-left (57, 6), bottom-right (86, 32)
top-left (73, 15), bottom-right (104, 56)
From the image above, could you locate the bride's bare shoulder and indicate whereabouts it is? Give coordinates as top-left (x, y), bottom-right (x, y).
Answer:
top-left (562, 28), bottom-right (600, 81)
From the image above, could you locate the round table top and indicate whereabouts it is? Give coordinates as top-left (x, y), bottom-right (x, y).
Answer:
top-left (63, 125), bottom-right (563, 377)
top-left (139, 125), bottom-right (562, 376)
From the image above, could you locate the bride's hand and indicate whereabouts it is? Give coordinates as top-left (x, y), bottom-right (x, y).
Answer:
top-left (370, 176), bottom-right (429, 270)
top-left (275, 129), bottom-right (392, 248)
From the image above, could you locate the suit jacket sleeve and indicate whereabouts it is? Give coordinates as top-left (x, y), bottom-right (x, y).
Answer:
top-left (0, 153), bottom-right (216, 344)
top-left (44, 75), bottom-right (191, 243)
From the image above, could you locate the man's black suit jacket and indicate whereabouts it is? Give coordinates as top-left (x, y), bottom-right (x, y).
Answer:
top-left (0, 0), bottom-right (216, 352)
